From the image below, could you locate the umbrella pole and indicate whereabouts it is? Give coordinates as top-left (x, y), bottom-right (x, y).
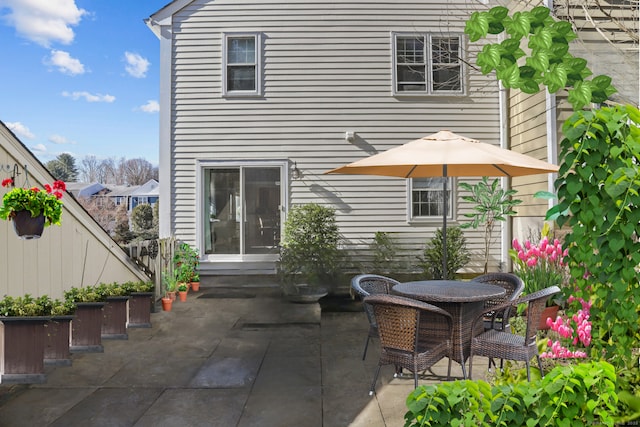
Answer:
top-left (442, 165), bottom-right (447, 280)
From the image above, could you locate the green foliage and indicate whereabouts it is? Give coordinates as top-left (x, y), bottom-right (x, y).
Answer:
top-left (162, 269), bottom-right (178, 294)
top-left (177, 283), bottom-right (188, 292)
top-left (0, 294), bottom-right (74, 316)
top-left (459, 177), bottom-right (522, 273)
top-left (46, 153), bottom-right (78, 182)
top-left (277, 203), bottom-right (343, 288)
top-left (418, 226), bottom-right (470, 280)
top-left (554, 105), bottom-right (640, 367)
top-left (404, 361), bottom-right (618, 427)
top-left (370, 231), bottom-right (401, 275)
top-left (131, 203), bottom-right (154, 232)
top-left (64, 283), bottom-right (130, 303)
top-left (173, 242), bottom-right (199, 282)
top-left (465, 6), bottom-right (616, 110)
top-left (119, 280), bottom-right (154, 294)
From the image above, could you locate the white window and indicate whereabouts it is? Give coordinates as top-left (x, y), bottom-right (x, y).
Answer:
top-left (222, 33), bottom-right (262, 96)
top-left (393, 33), bottom-right (464, 95)
top-left (411, 177), bottom-right (453, 220)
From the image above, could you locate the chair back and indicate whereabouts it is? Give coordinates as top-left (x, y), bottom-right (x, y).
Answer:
top-left (364, 294), bottom-right (452, 353)
top-left (516, 286), bottom-right (561, 344)
top-left (351, 274), bottom-right (400, 327)
top-left (473, 273), bottom-right (525, 321)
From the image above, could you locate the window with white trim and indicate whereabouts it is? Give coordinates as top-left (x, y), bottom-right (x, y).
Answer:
top-left (223, 33), bottom-right (262, 96)
top-left (411, 177), bottom-right (453, 219)
top-left (393, 33), bottom-right (464, 95)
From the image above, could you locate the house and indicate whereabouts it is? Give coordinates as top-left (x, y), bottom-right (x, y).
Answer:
top-left (67, 179), bottom-right (159, 215)
top-left (146, 0), bottom-right (638, 277)
top-left (0, 121), bottom-right (150, 299)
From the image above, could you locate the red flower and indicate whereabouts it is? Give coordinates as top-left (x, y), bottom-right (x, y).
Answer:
top-left (53, 191), bottom-right (63, 199)
top-left (44, 184), bottom-right (52, 193)
top-left (30, 187), bottom-right (40, 193)
top-left (53, 180), bottom-right (66, 191)
top-left (1, 178), bottom-right (13, 187)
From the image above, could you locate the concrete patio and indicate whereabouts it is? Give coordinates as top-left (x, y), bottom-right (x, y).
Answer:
top-left (0, 283), bottom-right (488, 427)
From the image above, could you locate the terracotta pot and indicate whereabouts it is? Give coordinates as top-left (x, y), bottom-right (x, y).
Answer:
top-left (190, 281), bottom-right (200, 292)
top-left (12, 210), bottom-right (45, 240)
top-left (178, 291), bottom-right (187, 302)
top-left (161, 298), bottom-right (172, 312)
top-left (167, 291), bottom-right (176, 302)
top-left (539, 305), bottom-right (560, 330)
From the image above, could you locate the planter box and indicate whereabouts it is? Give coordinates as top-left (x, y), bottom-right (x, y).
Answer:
top-left (102, 296), bottom-right (129, 340)
top-left (128, 292), bottom-right (153, 328)
top-left (0, 316), bottom-right (48, 384)
top-left (71, 302), bottom-right (105, 353)
top-left (44, 316), bottom-right (74, 367)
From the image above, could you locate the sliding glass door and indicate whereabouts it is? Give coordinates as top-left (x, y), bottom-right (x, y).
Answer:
top-left (203, 164), bottom-right (282, 256)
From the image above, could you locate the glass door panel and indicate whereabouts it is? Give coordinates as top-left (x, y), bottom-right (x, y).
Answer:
top-left (244, 167), bottom-right (281, 254)
top-left (204, 169), bottom-right (240, 254)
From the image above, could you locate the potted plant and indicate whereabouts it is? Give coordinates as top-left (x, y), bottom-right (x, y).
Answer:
top-left (276, 203), bottom-right (342, 302)
top-left (162, 270), bottom-right (178, 311)
top-left (0, 294), bottom-right (52, 383)
top-left (509, 226), bottom-right (569, 329)
top-left (190, 272), bottom-right (200, 292)
top-left (0, 178), bottom-right (65, 239)
top-left (64, 285), bottom-right (107, 353)
top-left (44, 298), bottom-right (76, 367)
top-left (99, 283), bottom-right (130, 340)
top-left (177, 283), bottom-right (188, 302)
top-left (122, 280), bottom-right (155, 328)
top-left (173, 242), bottom-right (200, 284)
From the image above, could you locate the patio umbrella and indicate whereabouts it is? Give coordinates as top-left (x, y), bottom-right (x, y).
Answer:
top-left (325, 130), bottom-right (560, 279)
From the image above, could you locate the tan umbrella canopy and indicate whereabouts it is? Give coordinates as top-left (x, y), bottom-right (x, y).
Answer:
top-left (325, 130), bottom-right (560, 279)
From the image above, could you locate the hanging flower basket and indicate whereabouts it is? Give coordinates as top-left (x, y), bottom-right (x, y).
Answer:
top-left (0, 178), bottom-right (66, 239)
top-left (12, 210), bottom-right (45, 239)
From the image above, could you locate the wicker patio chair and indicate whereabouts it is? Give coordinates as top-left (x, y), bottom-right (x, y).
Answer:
top-left (472, 273), bottom-right (525, 332)
top-left (364, 294), bottom-right (453, 395)
top-left (350, 274), bottom-right (400, 360)
top-left (468, 285), bottom-right (561, 381)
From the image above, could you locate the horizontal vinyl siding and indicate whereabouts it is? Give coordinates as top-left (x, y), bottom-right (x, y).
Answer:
top-left (166, 0), bottom-right (502, 271)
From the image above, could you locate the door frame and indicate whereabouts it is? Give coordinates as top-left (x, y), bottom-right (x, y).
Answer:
top-left (195, 159), bottom-right (289, 262)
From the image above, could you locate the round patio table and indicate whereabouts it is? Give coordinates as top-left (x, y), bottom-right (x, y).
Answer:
top-left (392, 280), bottom-right (506, 378)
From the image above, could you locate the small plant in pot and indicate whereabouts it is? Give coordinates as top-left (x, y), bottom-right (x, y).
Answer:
top-left (177, 283), bottom-right (188, 302)
top-left (277, 203), bottom-right (343, 302)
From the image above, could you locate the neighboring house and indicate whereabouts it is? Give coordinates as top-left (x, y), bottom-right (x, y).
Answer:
top-left (146, 0), bottom-right (511, 276)
top-left (0, 121), bottom-right (150, 299)
top-left (67, 179), bottom-right (159, 215)
top-left (506, 0), bottom-right (638, 241)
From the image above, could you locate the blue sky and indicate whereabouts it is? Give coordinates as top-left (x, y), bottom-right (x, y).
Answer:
top-left (0, 0), bottom-right (169, 166)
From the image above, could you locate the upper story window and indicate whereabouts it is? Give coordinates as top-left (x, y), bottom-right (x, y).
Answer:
top-left (223, 33), bottom-right (262, 96)
top-left (393, 33), bottom-right (465, 96)
top-left (410, 177), bottom-right (453, 220)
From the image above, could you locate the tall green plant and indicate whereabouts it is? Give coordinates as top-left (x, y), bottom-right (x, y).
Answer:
top-left (419, 227), bottom-right (470, 280)
top-left (277, 203), bottom-right (342, 289)
top-left (370, 231), bottom-right (400, 275)
top-left (459, 177), bottom-right (521, 273)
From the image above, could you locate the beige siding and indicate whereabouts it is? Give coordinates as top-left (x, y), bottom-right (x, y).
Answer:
top-left (157, 0), bottom-right (505, 272)
top-left (0, 123), bottom-right (149, 299)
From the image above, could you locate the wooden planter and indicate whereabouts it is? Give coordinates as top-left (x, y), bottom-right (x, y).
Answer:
top-left (0, 316), bottom-right (48, 384)
top-left (128, 292), bottom-right (153, 328)
top-left (44, 315), bottom-right (74, 366)
top-left (102, 296), bottom-right (129, 340)
top-left (71, 302), bottom-right (105, 353)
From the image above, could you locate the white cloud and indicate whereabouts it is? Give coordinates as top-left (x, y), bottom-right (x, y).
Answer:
top-left (47, 50), bottom-right (85, 75)
top-left (139, 100), bottom-right (159, 113)
top-left (5, 122), bottom-right (35, 139)
top-left (49, 134), bottom-right (75, 145)
top-left (62, 91), bottom-right (115, 103)
top-left (124, 52), bottom-right (150, 78)
top-left (31, 143), bottom-right (47, 155)
top-left (0, 0), bottom-right (87, 47)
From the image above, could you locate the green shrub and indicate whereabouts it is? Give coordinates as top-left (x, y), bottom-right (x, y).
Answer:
top-left (418, 226), bottom-right (470, 280)
top-left (405, 361), bottom-right (618, 427)
top-left (370, 231), bottom-right (401, 275)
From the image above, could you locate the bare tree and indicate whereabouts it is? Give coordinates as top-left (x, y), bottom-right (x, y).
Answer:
top-left (77, 196), bottom-right (118, 235)
top-left (79, 156), bottom-right (101, 182)
top-left (99, 158), bottom-right (119, 184)
top-left (120, 158), bottom-right (156, 185)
